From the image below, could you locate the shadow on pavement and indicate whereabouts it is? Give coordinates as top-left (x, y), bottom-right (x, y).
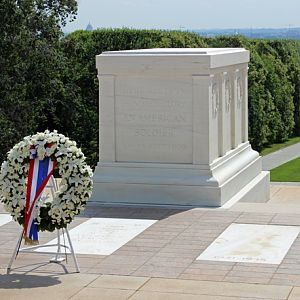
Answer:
top-left (0, 272), bottom-right (61, 289)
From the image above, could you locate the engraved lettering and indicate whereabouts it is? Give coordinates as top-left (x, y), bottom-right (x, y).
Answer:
top-left (130, 98), bottom-right (187, 109)
top-left (123, 143), bottom-right (188, 152)
top-left (118, 86), bottom-right (187, 99)
top-left (135, 128), bottom-right (175, 137)
top-left (115, 78), bottom-right (193, 163)
top-left (118, 113), bottom-right (187, 124)
top-left (118, 113), bottom-right (136, 122)
top-left (138, 113), bottom-right (186, 123)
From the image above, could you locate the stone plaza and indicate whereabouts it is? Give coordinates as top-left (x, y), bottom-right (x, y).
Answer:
top-left (2, 184), bottom-right (300, 299)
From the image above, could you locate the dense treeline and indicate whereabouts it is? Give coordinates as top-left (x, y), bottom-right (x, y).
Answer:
top-left (0, 0), bottom-right (78, 163)
top-left (205, 36), bottom-right (300, 149)
top-left (1, 27), bottom-right (300, 167)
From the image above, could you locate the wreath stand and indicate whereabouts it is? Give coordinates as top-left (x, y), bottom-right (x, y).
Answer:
top-left (7, 176), bottom-right (80, 274)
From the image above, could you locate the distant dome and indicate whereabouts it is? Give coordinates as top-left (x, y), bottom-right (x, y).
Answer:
top-left (86, 23), bottom-right (93, 31)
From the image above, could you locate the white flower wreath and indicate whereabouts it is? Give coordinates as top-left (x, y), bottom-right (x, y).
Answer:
top-left (0, 130), bottom-right (93, 232)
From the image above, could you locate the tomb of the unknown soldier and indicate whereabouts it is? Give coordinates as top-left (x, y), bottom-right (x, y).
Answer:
top-left (92, 48), bottom-right (270, 207)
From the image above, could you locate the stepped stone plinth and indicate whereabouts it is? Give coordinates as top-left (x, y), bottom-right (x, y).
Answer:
top-left (91, 48), bottom-right (270, 207)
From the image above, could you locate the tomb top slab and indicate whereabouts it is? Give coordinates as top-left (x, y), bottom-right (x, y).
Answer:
top-left (97, 48), bottom-right (250, 74)
top-left (101, 48), bottom-right (246, 55)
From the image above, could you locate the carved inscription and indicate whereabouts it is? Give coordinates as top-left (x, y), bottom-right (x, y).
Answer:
top-left (135, 128), bottom-right (175, 137)
top-left (121, 143), bottom-right (188, 151)
top-left (115, 77), bottom-right (193, 163)
top-left (117, 83), bottom-right (187, 99)
top-left (119, 112), bottom-right (186, 124)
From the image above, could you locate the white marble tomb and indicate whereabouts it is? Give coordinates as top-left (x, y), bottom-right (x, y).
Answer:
top-left (37, 218), bottom-right (157, 255)
top-left (0, 214), bottom-right (12, 227)
top-left (91, 48), bottom-right (270, 206)
top-left (197, 223), bottom-right (300, 264)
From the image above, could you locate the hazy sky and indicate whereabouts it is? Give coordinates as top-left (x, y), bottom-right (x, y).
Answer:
top-left (64, 0), bottom-right (300, 32)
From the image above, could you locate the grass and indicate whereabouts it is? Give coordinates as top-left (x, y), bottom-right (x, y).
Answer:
top-left (260, 136), bottom-right (300, 156)
top-left (270, 156), bottom-right (300, 182)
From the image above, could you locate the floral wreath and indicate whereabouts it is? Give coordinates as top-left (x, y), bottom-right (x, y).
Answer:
top-left (0, 130), bottom-right (93, 233)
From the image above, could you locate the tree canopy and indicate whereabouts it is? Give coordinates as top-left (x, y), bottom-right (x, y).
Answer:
top-left (0, 0), bottom-right (77, 163)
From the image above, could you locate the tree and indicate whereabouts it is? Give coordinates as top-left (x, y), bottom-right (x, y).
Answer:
top-left (205, 36), bottom-right (299, 151)
top-left (0, 0), bottom-right (77, 163)
top-left (256, 41), bottom-right (295, 143)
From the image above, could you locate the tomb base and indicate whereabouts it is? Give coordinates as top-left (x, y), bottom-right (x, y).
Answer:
top-left (91, 142), bottom-right (270, 207)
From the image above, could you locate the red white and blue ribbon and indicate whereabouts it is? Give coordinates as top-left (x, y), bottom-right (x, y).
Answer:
top-left (24, 147), bottom-right (56, 244)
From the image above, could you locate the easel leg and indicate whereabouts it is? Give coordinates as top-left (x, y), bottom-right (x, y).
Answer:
top-left (65, 228), bottom-right (80, 273)
top-left (7, 230), bottom-right (24, 274)
top-left (50, 229), bottom-right (65, 263)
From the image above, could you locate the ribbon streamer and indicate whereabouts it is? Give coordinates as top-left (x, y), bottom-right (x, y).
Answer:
top-left (24, 148), bottom-right (56, 245)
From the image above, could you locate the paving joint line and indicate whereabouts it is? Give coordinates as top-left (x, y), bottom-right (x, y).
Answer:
top-left (91, 213), bottom-right (190, 276)
top-left (286, 285), bottom-right (295, 300)
top-left (173, 216), bottom-right (236, 278)
top-left (270, 186), bottom-right (282, 198)
top-left (87, 210), bottom-right (183, 271)
top-left (127, 277), bottom-right (290, 299)
top-left (67, 273), bottom-right (103, 300)
top-left (127, 276), bottom-right (152, 299)
top-left (132, 217), bottom-right (194, 276)
top-left (269, 213), bottom-right (279, 225)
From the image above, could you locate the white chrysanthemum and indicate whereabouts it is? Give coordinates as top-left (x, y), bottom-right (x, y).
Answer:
top-left (0, 130), bottom-right (93, 232)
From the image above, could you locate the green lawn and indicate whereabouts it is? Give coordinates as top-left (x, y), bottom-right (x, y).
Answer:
top-left (260, 136), bottom-right (300, 156)
top-left (270, 157), bottom-right (300, 182)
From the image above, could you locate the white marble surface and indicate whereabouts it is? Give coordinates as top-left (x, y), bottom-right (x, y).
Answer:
top-left (197, 223), bottom-right (300, 264)
top-left (38, 218), bottom-right (157, 255)
top-left (0, 214), bottom-right (12, 227)
top-left (115, 76), bottom-right (193, 163)
top-left (92, 48), bottom-right (269, 207)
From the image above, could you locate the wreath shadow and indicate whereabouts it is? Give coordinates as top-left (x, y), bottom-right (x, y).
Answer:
top-left (0, 272), bottom-right (61, 289)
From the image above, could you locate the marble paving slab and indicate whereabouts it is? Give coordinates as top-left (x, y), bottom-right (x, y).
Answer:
top-left (37, 217), bottom-right (157, 255)
top-left (197, 223), bottom-right (300, 264)
top-left (0, 214), bottom-right (12, 227)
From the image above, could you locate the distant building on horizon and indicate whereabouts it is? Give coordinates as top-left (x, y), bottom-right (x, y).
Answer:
top-left (191, 27), bottom-right (300, 40)
top-left (86, 22), bottom-right (93, 31)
